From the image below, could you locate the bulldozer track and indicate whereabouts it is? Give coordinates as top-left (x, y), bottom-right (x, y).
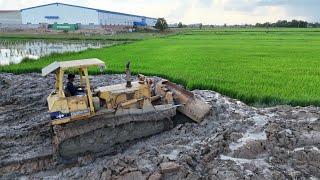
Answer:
top-left (0, 154), bottom-right (54, 177)
top-left (54, 106), bottom-right (176, 142)
top-left (52, 107), bottom-right (176, 160)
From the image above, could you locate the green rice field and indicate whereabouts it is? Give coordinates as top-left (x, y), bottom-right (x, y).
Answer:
top-left (1, 28), bottom-right (320, 106)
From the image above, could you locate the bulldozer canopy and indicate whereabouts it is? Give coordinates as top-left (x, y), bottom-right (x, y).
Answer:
top-left (42, 58), bottom-right (105, 76)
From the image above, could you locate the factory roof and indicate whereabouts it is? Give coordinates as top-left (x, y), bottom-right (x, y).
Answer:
top-left (0, 10), bottom-right (19, 13)
top-left (20, 2), bottom-right (157, 20)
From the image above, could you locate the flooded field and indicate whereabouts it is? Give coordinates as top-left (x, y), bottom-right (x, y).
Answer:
top-left (0, 40), bottom-right (118, 65)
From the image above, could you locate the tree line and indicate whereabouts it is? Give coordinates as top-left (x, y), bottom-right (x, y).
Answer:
top-left (256, 20), bottom-right (320, 28)
top-left (154, 18), bottom-right (320, 31)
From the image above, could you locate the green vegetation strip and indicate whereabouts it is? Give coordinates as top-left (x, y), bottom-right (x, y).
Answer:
top-left (0, 32), bottom-right (170, 41)
top-left (1, 28), bottom-right (320, 106)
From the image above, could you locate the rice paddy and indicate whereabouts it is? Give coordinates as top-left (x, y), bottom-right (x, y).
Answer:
top-left (1, 28), bottom-right (320, 106)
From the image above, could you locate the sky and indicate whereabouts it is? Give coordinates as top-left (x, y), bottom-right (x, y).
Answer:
top-left (0, 0), bottom-right (319, 25)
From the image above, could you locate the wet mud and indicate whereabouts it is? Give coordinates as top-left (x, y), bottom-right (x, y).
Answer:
top-left (0, 73), bottom-right (319, 179)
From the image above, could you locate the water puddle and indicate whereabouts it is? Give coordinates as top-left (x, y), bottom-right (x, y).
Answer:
top-left (0, 40), bottom-right (119, 65)
top-left (229, 115), bottom-right (268, 151)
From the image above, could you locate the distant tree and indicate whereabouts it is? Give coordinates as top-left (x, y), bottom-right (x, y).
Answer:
top-left (199, 23), bottom-right (203, 29)
top-left (255, 20), bottom-right (310, 28)
top-left (298, 20), bottom-right (308, 28)
top-left (178, 22), bottom-right (183, 28)
top-left (291, 20), bottom-right (299, 27)
top-left (265, 22), bottom-right (271, 28)
top-left (224, 23), bottom-right (227, 27)
top-left (155, 18), bottom-right (168, 32)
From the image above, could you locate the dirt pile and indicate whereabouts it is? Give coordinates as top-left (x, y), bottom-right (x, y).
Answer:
top-left (0, 73), bottom-right (319, 179)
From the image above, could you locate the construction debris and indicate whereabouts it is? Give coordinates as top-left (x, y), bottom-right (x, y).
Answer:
top-left (160, 162), bottom-right (181, 174)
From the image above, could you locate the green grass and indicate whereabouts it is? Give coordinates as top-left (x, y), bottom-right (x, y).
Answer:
top-left (1, 28), bottom-right (320, 106)
top-left (0, 31), bottom-right (174, 41)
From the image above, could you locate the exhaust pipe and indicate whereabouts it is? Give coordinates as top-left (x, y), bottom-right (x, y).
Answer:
top-left (126, 61), bottom-right (132, 88)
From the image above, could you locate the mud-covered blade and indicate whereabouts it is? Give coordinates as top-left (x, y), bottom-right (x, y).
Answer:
top-left (161, 81), bottom-right (211, 123)
top-left (177, 98), bottom-right (211, 123)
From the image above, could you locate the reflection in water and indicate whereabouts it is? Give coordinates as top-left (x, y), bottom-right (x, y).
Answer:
top-left (0, 40), bottom-right (115, 65)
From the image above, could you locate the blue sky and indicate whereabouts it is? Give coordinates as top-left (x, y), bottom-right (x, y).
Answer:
top-left (0, 0), bottom-right (319, 24)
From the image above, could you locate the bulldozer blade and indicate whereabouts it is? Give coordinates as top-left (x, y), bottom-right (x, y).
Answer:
top-left (160, 81), bottom-right (211, 123)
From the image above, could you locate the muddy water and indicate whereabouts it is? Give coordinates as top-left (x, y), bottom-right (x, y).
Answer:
top-left (0, 40), bottom-right (117, 65)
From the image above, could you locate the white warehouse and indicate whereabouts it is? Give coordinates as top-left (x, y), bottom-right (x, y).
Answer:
top-left (21, 3), bottom-right (157, 26)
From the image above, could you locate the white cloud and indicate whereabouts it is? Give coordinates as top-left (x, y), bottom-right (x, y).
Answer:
top-left (0, 0), bottom-right (319, 24)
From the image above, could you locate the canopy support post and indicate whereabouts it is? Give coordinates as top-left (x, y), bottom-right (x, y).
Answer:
top-left (83, 68), bottom-right (95, 113)
top-left (58, 69), bottom-right (65, 98)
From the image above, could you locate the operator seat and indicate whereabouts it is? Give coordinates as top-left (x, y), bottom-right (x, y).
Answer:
top-left (64, 89), bottom-right (72, 97)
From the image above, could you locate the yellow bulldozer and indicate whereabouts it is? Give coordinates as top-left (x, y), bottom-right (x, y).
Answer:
top-left (42, 58), bottom-right (211, 160)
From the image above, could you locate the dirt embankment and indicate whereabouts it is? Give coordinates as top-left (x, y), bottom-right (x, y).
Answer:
top-left (0, 73), bottom-right (319, 179)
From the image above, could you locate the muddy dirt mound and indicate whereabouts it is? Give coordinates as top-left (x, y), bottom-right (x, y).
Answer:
top-left (0, 73), bottom-right (319, 179)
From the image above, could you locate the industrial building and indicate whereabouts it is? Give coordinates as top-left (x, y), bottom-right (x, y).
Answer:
top-left (20, 3), bottom-right (157, 26)
top-left (0, 3), bottom-right (157, 27)
top-left (0, 11), bottom-right (21, 24)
